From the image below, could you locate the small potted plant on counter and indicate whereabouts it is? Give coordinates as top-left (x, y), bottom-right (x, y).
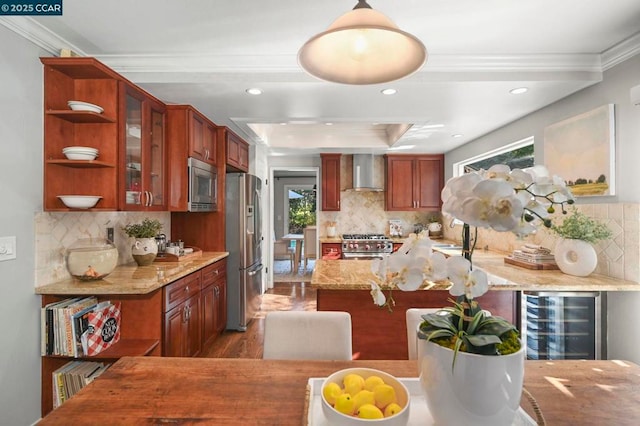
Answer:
top-left (123, 218), bottom-right (163, 266)
top-left (551, 208), bottom-right (612, 276)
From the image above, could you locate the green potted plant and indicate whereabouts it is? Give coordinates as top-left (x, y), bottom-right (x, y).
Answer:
top-left (551, 208), bottom-right (612, 276)
top-left (123, 218), bottom-right (163, 266)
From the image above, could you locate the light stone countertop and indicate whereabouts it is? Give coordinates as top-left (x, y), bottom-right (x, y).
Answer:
top-left (311, 244), bottom-right (640, 292)
top-left (35, 252), bottom-right (229, 295)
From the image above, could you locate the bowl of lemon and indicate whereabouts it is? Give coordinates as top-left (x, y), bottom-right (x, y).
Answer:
top-left (321, 368), bottom-right (410, 425)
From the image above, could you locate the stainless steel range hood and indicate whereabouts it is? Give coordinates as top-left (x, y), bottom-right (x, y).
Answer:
top-left (350, 154), bottom-right (383, 192)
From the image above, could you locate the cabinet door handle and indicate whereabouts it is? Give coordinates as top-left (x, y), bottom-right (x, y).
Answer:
top-left (185, 285), bottom-right (190, 293)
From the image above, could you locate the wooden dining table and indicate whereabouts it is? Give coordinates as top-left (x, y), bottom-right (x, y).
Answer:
top-left (37, 357), bottom-right (640, 425)
top-left (282, 233), bottom-right (304, 274)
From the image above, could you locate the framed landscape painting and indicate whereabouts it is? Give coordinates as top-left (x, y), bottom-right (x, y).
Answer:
top-left (543, 104), bottom-right (615, 197)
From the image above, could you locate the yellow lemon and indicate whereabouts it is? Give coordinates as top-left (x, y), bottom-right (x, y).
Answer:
top-left (352, 389), bottom-right (375, 410)
top-left (343, 373), bottom-right (365, 396)
top-left (373, 384), bottom-right (397, 409)
top-left (364, 375), bottom-right (385, 392)
top-left (322, 382), bottom-right (343, 405)
top-left (334, 393), bottom-right (356, 416)
top-left (357, 403), bottom-right (384, 419)
top-left (384, 402), bottom-right (403, 417)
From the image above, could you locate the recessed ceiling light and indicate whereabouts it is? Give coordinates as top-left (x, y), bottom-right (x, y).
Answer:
top-left (279, 122), bottom-right (287, 125)
top-left (325, 122), bottom-right (334, 126)
top-left (381, 88), bottom-right (397, 95)
top-left (246, 88), bottom-right (262, 95)
top-left (452, 134), bottom-right (463, 138)
top-left (509, 87), bottom-right (528, 95)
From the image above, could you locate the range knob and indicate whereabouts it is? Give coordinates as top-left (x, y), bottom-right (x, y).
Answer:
top-left (364, 244), bottom-right (371, 250)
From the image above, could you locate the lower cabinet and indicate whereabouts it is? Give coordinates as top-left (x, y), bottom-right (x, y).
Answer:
top-left (163, 258), bottom-right (227, 357)
top-left (201, 260), bottom-right (227, 347)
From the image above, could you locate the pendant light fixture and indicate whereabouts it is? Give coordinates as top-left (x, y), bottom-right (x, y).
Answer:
top-left (298, 0), bottom-right (427, 85)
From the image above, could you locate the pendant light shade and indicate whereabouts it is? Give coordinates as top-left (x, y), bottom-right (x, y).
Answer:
top-left (298, 0), bottom-right (427, 85)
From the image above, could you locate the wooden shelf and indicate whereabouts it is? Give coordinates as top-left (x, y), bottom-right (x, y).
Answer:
top-left (45, 339), bottom-right (160, 359)
top-left (47, 159), bottom-right (115, 168)
top-left (46, 110), bottom-right (115, 123)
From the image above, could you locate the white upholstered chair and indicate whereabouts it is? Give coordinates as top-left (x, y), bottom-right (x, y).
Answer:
top-left (273, 239), bottom-right (294, 272)
top-left (263, 311), bottom-right (353, 360)
top-left (302, 226), bottom-right (317, 271)
top-left (406, 308), bottom-right (440, 360)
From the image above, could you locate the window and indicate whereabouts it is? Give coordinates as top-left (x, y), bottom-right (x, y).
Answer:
top-left (454, 136), bottom-right (534, 176)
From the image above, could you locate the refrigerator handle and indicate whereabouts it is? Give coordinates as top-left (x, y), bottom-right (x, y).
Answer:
top-left (248, 263), bottom-right (264, 276)
top-left (254, 187), bottom-right (262, 244)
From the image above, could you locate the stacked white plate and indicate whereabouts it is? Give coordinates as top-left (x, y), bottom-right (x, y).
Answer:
top-left (63, 146), bottom-right (99, 160)
top-left (67, 100), bottom-right (104, 114)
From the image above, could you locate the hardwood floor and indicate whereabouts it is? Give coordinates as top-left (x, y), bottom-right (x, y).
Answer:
top-left (199, 282), bottom-right (317, 358)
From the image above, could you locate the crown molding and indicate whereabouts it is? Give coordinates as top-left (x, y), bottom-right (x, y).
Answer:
top-left (0, 16), bottom-right (86, 56)
top-left (601, 31), bottom-right (640, 70)
top-left (2, 17), bottom-right (638, 74)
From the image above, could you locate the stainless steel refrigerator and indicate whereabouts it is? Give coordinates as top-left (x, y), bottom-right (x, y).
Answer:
top-left (225, 173), bottom-right (264, 331)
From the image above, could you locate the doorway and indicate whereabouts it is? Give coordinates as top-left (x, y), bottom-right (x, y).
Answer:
top-left (268, 167), bottom-right (319, 290)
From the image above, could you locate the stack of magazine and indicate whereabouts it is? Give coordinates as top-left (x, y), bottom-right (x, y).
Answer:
top-left (41, 297), bottom-right (121, 357)
top-left (52, 360), bottom-right (109, 409)
top-left (511, 244), bottom-right (556, 265)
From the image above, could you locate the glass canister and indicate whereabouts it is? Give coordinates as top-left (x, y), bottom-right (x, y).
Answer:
top-left (66, 238), bottom-right (119, 281)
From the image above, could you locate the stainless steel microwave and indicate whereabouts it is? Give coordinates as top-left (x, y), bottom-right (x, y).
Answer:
top-left (188, 157), bottom-right (217, 212)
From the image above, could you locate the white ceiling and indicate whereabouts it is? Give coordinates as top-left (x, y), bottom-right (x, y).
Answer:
top-left (4, 0), bottom-right (640, 155)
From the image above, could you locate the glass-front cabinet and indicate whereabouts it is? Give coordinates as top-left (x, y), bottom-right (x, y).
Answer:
top-left (120, 82), bottom-right (166, 210)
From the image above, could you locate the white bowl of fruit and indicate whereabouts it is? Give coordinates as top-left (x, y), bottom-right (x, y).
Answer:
top-left (321, 368), bottom-right (410, 425)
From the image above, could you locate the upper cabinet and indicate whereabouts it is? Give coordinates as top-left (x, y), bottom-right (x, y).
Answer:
top-left (42, 57), bottom-right (120, 211)
top-left (166, 105), bottom-right (218, 211)
top-left (384, 154), bottom-right (444, 211)
top-left (220, 127), bottom-right (249, 172)
top-left (42, 57), bottom-right (167, 211)
top-left (321, 154), bottom-right (341, 211)
top-left (119, 82), bottom-right (167, 211)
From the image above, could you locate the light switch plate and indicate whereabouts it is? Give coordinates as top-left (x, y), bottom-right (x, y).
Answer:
top-left (0, 236), bottom-right (17, 261)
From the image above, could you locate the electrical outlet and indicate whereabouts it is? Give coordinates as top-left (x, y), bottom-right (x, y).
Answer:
top-left (0, 236), bottom-right (17, 261)
top-left (107, 227), bottom-right (114, 243)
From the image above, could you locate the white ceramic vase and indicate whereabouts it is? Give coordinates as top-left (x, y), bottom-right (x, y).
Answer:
top-left (554, 238), bottom-right (598, 277)
top-left (418, 338), bottom-right (525, 426)
top-left (131, 237), bottom-right (158, 266)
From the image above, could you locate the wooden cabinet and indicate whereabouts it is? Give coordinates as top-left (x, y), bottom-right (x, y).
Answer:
top-left (321, 154), bottom-right (341, 211)
top-left (201, 259), bottom-right (227, 347)
top-left (41, 57), bottom-right (120, 211)
top-left (321, 243), bottom-right (342, 258)
top-left (163, 271), bottom-right (202, 357)
top-left (166, 105), bottom-right (218, 211)
top-left (120, 82), bottom-right (167, 210)
top-left (40, 291), bottom-right (163, 416)
top-left (384, 154), bottom-right (444, 211)
top-left (41, 57), bottom-right (168, 212)
top-left (221, 127), bottom-right (249, 172)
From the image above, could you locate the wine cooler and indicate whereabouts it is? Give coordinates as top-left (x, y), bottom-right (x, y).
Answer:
top-left (522, 291), bottom-right (604, 360)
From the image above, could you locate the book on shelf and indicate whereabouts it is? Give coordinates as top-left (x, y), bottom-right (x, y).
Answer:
top-left (41, 297), bottom-right (122, 357)
top-left (82, 302), bottom-right (121, 356)
top-left (52, 360), bottom-right (109, 409)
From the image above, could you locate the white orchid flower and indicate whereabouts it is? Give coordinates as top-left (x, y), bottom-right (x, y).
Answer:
top-left (460, 179), bottom-right (524, 231)
top-left (446, 256), bottom-right (488, 299)
top-left (370, 281), bottom-right (386, 306)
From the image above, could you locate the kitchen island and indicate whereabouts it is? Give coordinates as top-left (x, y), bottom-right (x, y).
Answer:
top-left (311, 252), bottom-right (640, 359)
top-left (37, 357), bottom-right (640, 425)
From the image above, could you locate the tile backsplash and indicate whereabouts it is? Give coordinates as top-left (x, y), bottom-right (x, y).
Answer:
top-left (442, 203), bottom-right (640, 283)
top-left (317, 190), bottom-right (439, 237)
top-left (35, 211), bottom-right (170, 286)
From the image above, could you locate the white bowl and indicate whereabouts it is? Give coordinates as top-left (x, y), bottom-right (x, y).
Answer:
top-left (63, 151), bottom-right (98, 160)
top-left (63, 146), bottom-right (98, 153)
top-left (321, 368), bottom-right (410, 425)
top-left (57, 195), bottom-right (102, 209)
top-left (67, 100), bottom-right (104, 114)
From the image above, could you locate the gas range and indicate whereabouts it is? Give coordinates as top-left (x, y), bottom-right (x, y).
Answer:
top-left (341, 233), bottom-right (393, 258)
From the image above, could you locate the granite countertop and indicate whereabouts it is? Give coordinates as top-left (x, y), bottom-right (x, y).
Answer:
top-left (311, 243), bottom-right (640, 292)
top-left (35, 252), bottom-right (229, 296)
